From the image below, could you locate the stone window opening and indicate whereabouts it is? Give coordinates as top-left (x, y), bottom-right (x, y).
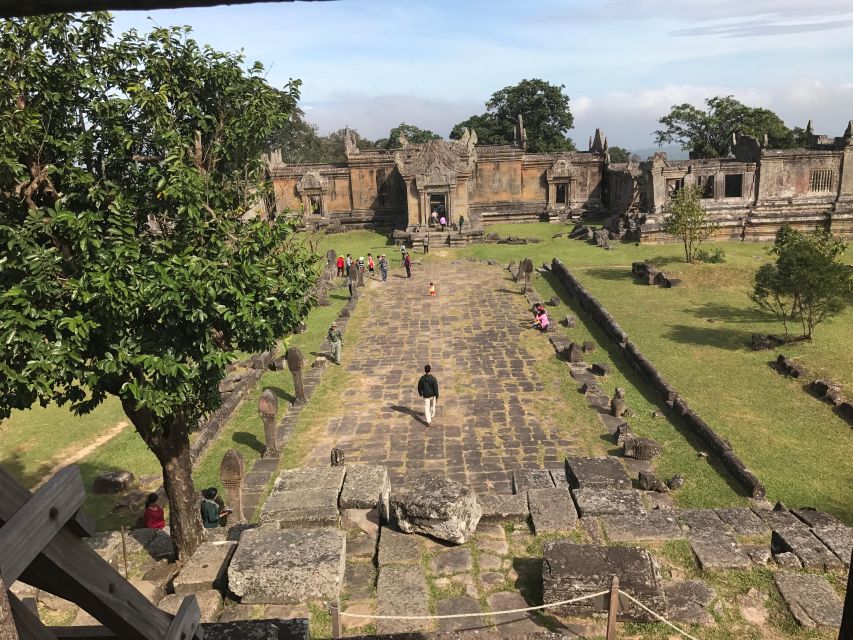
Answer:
top-left (810, 169), bottom-right (834, 192)
top-left (308, 195), bottom-right (323, 215)
top-left (698, 175), bottom-right (714, 199)
top-left (666, 178), bottom-right (684, 199)
top-left (556, 183), bottom-right (567, 205)
top-left (724, 174), bottom-right (743, 198)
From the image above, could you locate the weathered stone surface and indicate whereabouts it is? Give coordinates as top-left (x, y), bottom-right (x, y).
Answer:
top-left (637, 470), bottom-right (669, 493)
top-left (391, 472), bottom-right (481, 544)
top-left (528, 488), bottom-right (577, 534)
top-left (512, 468), bottom-right (555, 493)
top-left (339, 465), bottom-right (391, 518)
top-left (771, 526), bottom-right (844, 571)
top-left (86, 530), bottom-right (144, 567)
top-left (479, 571), bottom-right (506, 589)
top-left (477, 493), bottom-right (529, 523)
top-left (752, 507), bottom-right (801, 530)
top-left (340, 603), bottom-right (373, 631)
top-left (488, 592), bottom-right (544, 635)
top-left (158, 590), bottom-right (222, 623)
top-left (678, 509), bottom-right (725, 534)
top-left (572, 487), bottom-right (645, 517)
top-left (436, 596), bottom-right (483, 633)
top-left (475, 523), bottom-right (507, 540)
top-left (216, 604), bottom-right (257, 623)
top-left (341, 508), bottom-right (380, 536)
top-left (346, 529), bottom-right (378, 560)
top-left (665, 580), bottom-right (716, 626)
top-left (622, 436), bottom-right (662, 460)
top-left (343, 562), bottom-right (375, 600)
top-left (227, 527), bottom-right (345, 604)
top-left (478, 553), bottom-right (503, 572)
top-left (548, 468), bottom-right (570, 490)
top-left (376, 565), bottom-right (430, 634)
top-left (811, 525), bottom-right (852, 568)
top-left (476, 536), bottom-right (509, 556)
top-left (172, 541), bottom-right (236, 595)
top-left (430, 547), bottom-right (473, 575)
top-left (715, 508), bottom-right (770, 536)
top-left (202, 621), bottom-right (281, 640)
top-left (377, 526), bottom-right (422, 566)
top-left (688, 529), bottom-right (751, 571)
top-left (791, 508), bottom-right (843, 529)
top-left (598, 511), bottom-right (682, 542)
top-left (565, 456), bottom-right (631, 490)
top-left (736, 587), bottom-right (769, 625)
top-left (774, 552), bottom-right (802, 569)
top-left (131, 528), bottom-right (176, 560)
top-left (567, 342), bottom-right (584, 363)
top-left (542, 541), bottom-right (664, 621)
top-left (774, 572), bottom-right (843, 628)
top-left (92, 470), bottom-right (135, 494)
top-left (259, 467), bottom-right (344, 528)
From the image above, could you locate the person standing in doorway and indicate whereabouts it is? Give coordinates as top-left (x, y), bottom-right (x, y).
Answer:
top-left (439, 215), bottom-right (447, 231)
top-left (379, 254), bottom-right (388, 281)
top-left (458, 215), bottom-right (464, 234)
top-left (403, 251), bottom-right (412, 278)
top-left (423, 233), bottom-right (430, 254)
top-left (328, 322), bottom-right (343, 365)
top-left (431, 209), bottom-right (439, 227)
top-left (417, 364), bottom-right (439, 426)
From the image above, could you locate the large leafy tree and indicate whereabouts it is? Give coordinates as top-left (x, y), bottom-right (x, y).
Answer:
top-left (269, 116), bottom-right (375, 164)
top-left (450, 79), bottom-right (575, 152)
top-left (655, 95), bottom-right (801, 158)
top-left (750, 226), bottom-right (850, 340)
top-left (383, 122), bottom-right (441, 149)
top-left (0, 13), bottom-right (317, 558)
top-left (661, 185), bottom-right (719, 264)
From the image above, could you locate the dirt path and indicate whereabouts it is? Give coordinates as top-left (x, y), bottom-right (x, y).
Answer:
top-left (33, 420), bottom-right (130, 489)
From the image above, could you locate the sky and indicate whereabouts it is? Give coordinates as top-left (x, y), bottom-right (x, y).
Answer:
top-left (111, 0), bottom-right (853, 152)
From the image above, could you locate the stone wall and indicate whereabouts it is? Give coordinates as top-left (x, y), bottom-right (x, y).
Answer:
top-left (550, 258), bottom-right (766, 498)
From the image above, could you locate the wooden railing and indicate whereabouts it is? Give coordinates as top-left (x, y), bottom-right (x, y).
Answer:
top-left (0, 465), bottom-right (203, 640)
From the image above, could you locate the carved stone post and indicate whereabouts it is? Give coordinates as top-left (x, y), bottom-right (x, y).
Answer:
top-left (258, 388), bottom-right (279, 458)
top-left (522, 258), bottom-right (534, 293)
top-left (286, 346), bottom-right (306, 405)
top-left (357, 266), bottom-right (365, 287)
top-left (219, 449), bottom-right (245, 523)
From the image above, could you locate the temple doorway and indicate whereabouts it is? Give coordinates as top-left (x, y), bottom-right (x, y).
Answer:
top-left (429, 194), bottom-right (446, 226)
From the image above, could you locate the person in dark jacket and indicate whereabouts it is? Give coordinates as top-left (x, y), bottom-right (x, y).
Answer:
top-left (417, 364), bottom-right (439, 426)
top-left (200, 487), bottom-right (230, 529)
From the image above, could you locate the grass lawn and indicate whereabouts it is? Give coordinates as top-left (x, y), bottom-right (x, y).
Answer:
top-left (457, 223), bottom-right (853, 523)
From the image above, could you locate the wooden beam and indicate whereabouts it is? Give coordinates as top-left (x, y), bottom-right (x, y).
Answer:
top-left (0, 467), bottom-right (87, 587)
top-left (0, 0), bottom-right (331, 19)
top-left (7, 593), bottom-right (54, 640)
top-left (0, 467), bottom-right (199, 640)
top-left (164, 596), bottom-right (202, 640)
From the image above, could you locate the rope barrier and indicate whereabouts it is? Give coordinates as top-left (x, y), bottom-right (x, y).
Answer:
top-left (337, 589), bottom-right (610, 620)
top-left (618, 591), bottom-right (700, 640)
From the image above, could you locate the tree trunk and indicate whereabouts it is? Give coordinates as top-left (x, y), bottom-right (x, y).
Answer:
top-left (121, 400), bottom-right (204, 561)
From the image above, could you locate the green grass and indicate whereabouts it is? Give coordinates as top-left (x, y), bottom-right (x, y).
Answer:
top-left (457, 223), bottom-right (853, 523)
top-left (0, 397), bottom-right (127, 488)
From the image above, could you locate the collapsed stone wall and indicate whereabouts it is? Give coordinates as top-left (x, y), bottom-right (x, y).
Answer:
top-left (550, 258), bottom-right (766, 498)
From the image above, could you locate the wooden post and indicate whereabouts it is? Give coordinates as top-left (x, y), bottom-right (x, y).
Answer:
top-left (605, 575), bottom-right (619, 640)
top-left (120, 528), bottom-right (128, 580)
top-left (329, 599), bottom-right (341, 639)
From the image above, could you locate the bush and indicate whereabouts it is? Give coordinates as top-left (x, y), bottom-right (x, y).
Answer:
top-left (695, 248), bottom-right (726, 263)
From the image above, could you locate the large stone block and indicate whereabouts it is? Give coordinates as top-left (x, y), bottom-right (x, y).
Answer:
top-left (390, 473), bottom-right (481, 544)
top-left (688, 529), bottom-right (751, 571)
top-left (377, 527), bottom-right (422, 566)
top-left (714, 508), bottom-right (770, 536)
top-left (339, 465), bottom-right (390, 518)
top-left (477, 493), bottom-right (529, 523)
top-left (259, 467), bottom-right (345, 528)
top-left (774, 573), bottom-right (843, 628)
top-left (92, 470), bottom-right (135, 494)
top-left (512, 469), bottom-right (554, 494)
top-left (376, 565), bottom-right (430, 635)
top-left (598, 511), bottom-right (683, 542)
top-left (565, 456), bottom-right (631, 490)
top-left (173, 541), bottom-right (236, 595)
top-left (571, 487), bottom-right (645, 517)
top-left (771, 526), bottom-right (844, 571)
top-left (228, 528), bottom-right (345, 604)
top-left (542, 541), bottom-right (664, 621)
top-left (158, 590), bottom-right (223, 623)
top-left (528, 488), bottom-right (577, 534)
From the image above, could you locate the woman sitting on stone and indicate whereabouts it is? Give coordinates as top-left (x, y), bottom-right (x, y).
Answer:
top-left (143, 493), bottom-right (166, 529)
top-left (532, 304), bottom-right (549, 331)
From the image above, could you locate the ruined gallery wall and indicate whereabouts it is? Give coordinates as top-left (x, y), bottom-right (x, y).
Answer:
top-left (469, 158), bottom-right (526, 205)
top-left (756, 152), bottom-right (841, 201)
top-left (550, 257), bottom-right (766, 499)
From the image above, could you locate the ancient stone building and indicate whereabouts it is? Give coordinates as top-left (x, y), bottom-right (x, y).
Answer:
top-left (265, 120), bottom-right (853, 243)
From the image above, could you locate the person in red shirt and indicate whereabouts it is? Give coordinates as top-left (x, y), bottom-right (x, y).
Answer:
top-left (143, 493), bottom-right (166, 529)
top-left (336, 255), bottom-right (345, 277)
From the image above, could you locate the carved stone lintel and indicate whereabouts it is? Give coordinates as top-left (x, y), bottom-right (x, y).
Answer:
top-left (219, 449), bottom-right (245, 523)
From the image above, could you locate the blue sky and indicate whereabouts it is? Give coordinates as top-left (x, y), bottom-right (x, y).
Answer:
top-left (112, 0), bottom-right (853, 151)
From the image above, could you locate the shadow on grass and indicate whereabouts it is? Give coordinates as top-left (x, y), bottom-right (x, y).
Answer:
top-left (232, 431), bottom-right (265, 454)
top-left (497, 288), bottom-right (524, 295)
top-left (265, 386), bottom-right (295, 404)
top-left (682, 302), bottom-right (778, 324)
top-left (0, 450), bottom-right (50, 489)
top-left (539, 270), bottom-right (752, 500)
top-left (330, 292), bottom-right (349, 301)
top-left (389, 404), bottom-right (428, 426)
top-left (580, 267), bottom-right (635, 283)
top-left (645, 255), bottom-right (685, 268)
top-left (664, 324), bottom-right (752, 351)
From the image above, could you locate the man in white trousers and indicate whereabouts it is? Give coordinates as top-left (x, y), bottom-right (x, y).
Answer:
top-left (417, 364), bottom-right (439, 426)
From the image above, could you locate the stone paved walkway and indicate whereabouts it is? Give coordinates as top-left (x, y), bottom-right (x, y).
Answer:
top-left (303, 259), bottom-right (575, 494)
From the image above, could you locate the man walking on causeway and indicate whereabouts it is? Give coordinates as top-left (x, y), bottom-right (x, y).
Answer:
top-left (328, 322), bottom-right (343, 365)
top-left (417, 364), bottom-right (439, 426)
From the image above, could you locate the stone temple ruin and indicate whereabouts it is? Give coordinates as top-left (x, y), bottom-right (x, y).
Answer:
top-left (265, 119), bottom-right (853, 242)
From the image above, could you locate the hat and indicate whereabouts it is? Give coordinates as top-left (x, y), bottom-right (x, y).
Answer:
top-left (331, 321), bottom-right (338, 326)
top-left (359, 257), bottom-right (364, 261)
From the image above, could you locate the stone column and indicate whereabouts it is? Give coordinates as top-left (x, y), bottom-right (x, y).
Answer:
top-left (219, 449), bottom-right (245, 523)
top-left (521, 258), bottom-right (534, 293)
top-left (258, 388), bottom-right (279, 458)
top-left (286, 346), bottom-right (306, 405)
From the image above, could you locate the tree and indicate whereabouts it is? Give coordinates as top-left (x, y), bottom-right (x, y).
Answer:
top-left (450, 79), bottom-right (575, 152)
top-left (0, 13), bottom-right (317, 559)
top-left (383, 122), bottom-right (440, 149)
top-left (661, 185), bottom-right (719, 263)
top-left (449, 113), bottom-right (510, 145)
top-left (607, 146), bottom-right (632, 163)
top-left (750, 226), bottom-right (850, 339)
top-left (655, 95), bottom-right (799, 158)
